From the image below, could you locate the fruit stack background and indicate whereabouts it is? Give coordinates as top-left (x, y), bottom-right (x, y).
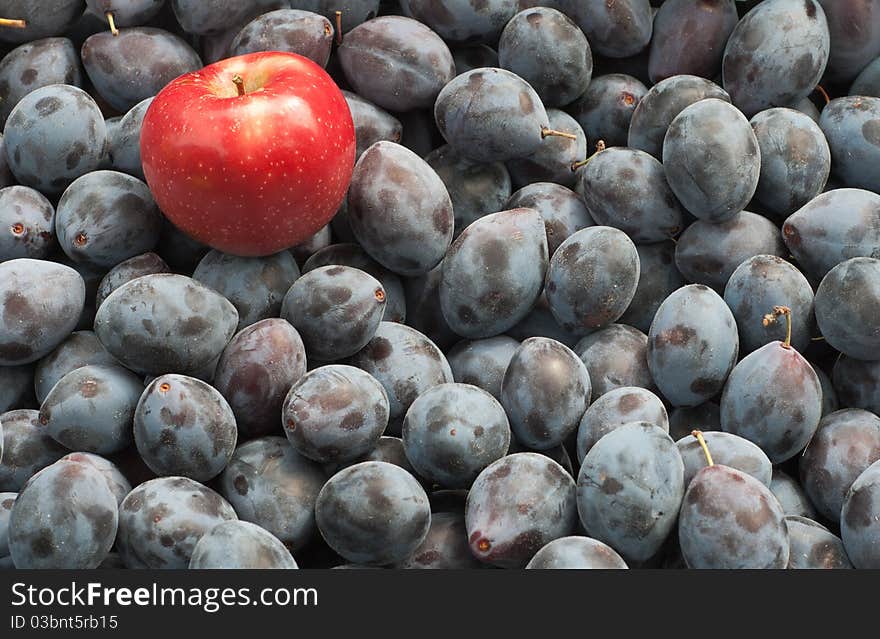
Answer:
top-left (1, 0), bottom-right (880, 570)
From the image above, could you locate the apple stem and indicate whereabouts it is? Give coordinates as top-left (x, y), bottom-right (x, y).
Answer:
top-left (691, 430), bottom-right (714, 467)
top-left (232, 74), bottom-right (246, 97)
top-left (762, 305), bottom-right (792, 349)
top-left (541, 127), bottom-right (578, 140)
top-left (106, 11), bottom-right (119, 36)
top-left (570, 140), bottom-right (606, 171)
top-left (335, 11), bottom-right (343, 45)
top-left (0, 18), bottom-right (26, 28)
top-left (815, 84), bottom-right (830, 105)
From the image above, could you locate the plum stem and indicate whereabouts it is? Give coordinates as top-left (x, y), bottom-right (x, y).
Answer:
top-left (762, 305), bottom-right (792, 349)
top-left (691, 430), bottom-right (714, 467)
top-left (541, 127), bottom-right (578, 140)
top-left (0, 18), bottom-right (26, 28)
top-left (106, 12), bottom-right (119, 36)
top-left (570, 140), bottom-right (606, 171)
top-left (232, 74), bottom-right (246, 97)
top-left (815, 84), bottom-right (830, 105)
top-left (335, 11), bottom-right (343, 45)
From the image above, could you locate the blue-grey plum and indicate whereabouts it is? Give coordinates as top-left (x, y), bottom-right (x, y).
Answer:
top-left (61, 451), bottom-right (131, 506)
top-left (577, 147), bottom-right (684, 243)
top-left (395, 512), bottom-right (482, 569)
top-left (675, 212), bottom-right (786, 292)
top-left (506, 435), bottom-right (575, 479)
top-left (498, 8), bottom-right (592, 108)
top-left (399, 0), bottom-right (516, 44)
top-left (339, 16), bottom-right (455, 112)
top-left (194, 250), bottom-right (300, 332)
top-left (668, 402), bottom-right (721, 441)
top-left (303, 243), bottom-right (406, 324)
top-left (506, 109), bottom-right (586, 189)
top-left (56, 170), bottom-right (162, 269)
top-left (558, 0), bottom-right (652, 58)
top-left (648, 0), bottom-right (738, 84)
top-left (81, 27), bottom-right (202, 112)
top-left (800, 408), bottom-right (880, 522)
top-left (343, 91), bottom-right (402, 161)
top-left (663, 99), bottom-right (761, 222)
top-left (8, 458), bottom-right (117, 569)
top-left (679, 463), bottom-right (789, 568)
top-left (107, 97), bottom-right (152, 180)
top-left (282, 365), bottom-right (388, 464)
top-left (0, 132), bottom-right (13, 187)
top-left (447, 336), bottom-right (518, 401)
top-left (501, 337), bottom-right (590, 450)
top-left (619, 242), bottom-right (685, 334)
top-left (189, 520), bottom-right (297, 569)
top-left (2, 84), bottom-right (106, 194)
top-left (349, 322), bottom-right (453, 420)
top-left (218, 436), bottom-right (325, 551)
top-left (813, 363), bottom-right (838, 418)
top-left (402, 382), bottom-right (510, 488)
top-left (575, 386), bottom-right (668, 462)
top-left (545, 226), bottom-right (639, 334)
top-left (627, 74), bottom-right (730, 158)
top-left (0, 365), bottom-right (33, 413)
top-left (841, 459), bottom-right (880, 568)
top-left (506, 182), bottom-right (593, 257)
top-left (506, 292), bottom-right (581, 349)
top-left (568, 73), bottom-right (647, 148)
top-left (751, 108), bottom-right (831, 221)
top-left (95, 252), bottom-right (170, 309)
top-left (0, 1), bottom-right (84, 44)
top-left (817, 0), bottom-right (880, 86)
top-left (0, 259), bottom-right (84, 365)
top-left (213, 319), bottom-right (306, 439)
top-left (771, 469), bottom-right (817, 519)
top-left (574, 324), bottom-right (653, 398)
top-left (466, 452), bottom-right (577, 568)
top-left (786, 516), bottom-right (853, 569)
top-left (348, 141), bottom-right (453, 276)
top-left (0, 186), bottom-right (54, 260)
top-left (0, 492), bottom-right (14, 558)
top-left (722, 0), bottom-right (830, 118)
top-left (33, 331), bottom-right (116, 404)
top-left (833, 356), bottom-right (880, 416)
top-left (40, 364), bottom-right (142, 455)
top-left (434, 68), bottom-right (552, 163)
top-left (525, 536), bottom-right (628, 569)
top-left (316, 461), bottom-right (430, 565)
top-left (819, 97), bottom-right (880, 193)
top-left (440, 208), bottom-right (548, 339)
top-left (677, 430), bottom-right (772, 488)
top-left (577, 422), bottom-right (684, 562)
top-left (647, 284), bottom-right (739, 407)
top-left (0, 409), bottom-right (67, 491)
top-left (281, 265), bottom-right (385, 361)
top-left (724, 255), bottom-right (815, 355)
top-left (0, 37), bottom-right (81, 127)
top-left (117, 476), bottom-right (237, 569)
top-left (814, 258), bottom-right (880, 360)
top-left (783, 189), bottom-right (880, 281)
top-left (94, 273), bottom-right (238, 376)
top-left (851, 55), bottom-right (880, 96)
top-left (230, 9), bottom-right (333, 67)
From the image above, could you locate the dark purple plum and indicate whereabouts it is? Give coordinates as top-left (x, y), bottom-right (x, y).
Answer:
top-left (545, 226), bottom-right (639, 334)
top-left (8, 458), bottom-right (117, 568)
top-left (0, 133), bottom-right (13, 187)
top-left (668, 402), bottom-right (721, 441)
top-left (0, 186), bottom-right (55, 260)
top-left (567, 73), bottom-right (647, 148)
top-left (94, 273), bottom-right (238, 376)
top-left (814, 257), bottom-right (880, 360)
top-left (189, 520), bottom-right (297, 569)
top-left (117, 476), bottom-right (237, 569)
top-left (399, 0), bottom-right (517, 44)
top-left (506, 108), bottom-right (586, 189)
top-left (447, 336), bottom-right (519, 401)
top-left (33, 331), bottom-right (116, 404)
top-left (771, 469), bottom-right (817, 519)
top-left (814, 362), bottom-right (839, 417)
top-left (786, 516), bottom-right (852, 569)
top-left (107, 97), bottom-right (152, 180)
top-left (574, 324), bottom-right (653, 398)
top-left (0, 409), bottom-right (67, 491)
top-left (95, 252), bottom-right (170, 309)
top-left (525, 536), bottom-right (628, 569)
top-left (648, 0), bottom-right (738, 84)
top-left (343, 91), bottom-right (402, 161)
top-left (86, 1), bottom-right (166, 28)
top-left (820, 97), bottom-right (880, 193)
top-left (619, 241), bottom-right (686, 334)
top-left (0, 365), bottom-right (33, 413)
top-left (326, 435), bottom-right (419, 477)
top-left (230, 9), bottom-right (333, 67)
top-left (466, 452), bottom-right (577, 568)
top-left (0, 492), bottom-right (14, 558)
top-left (451, 44), bottom-right (498, 75)
top-left (316, 461), bottom-right (430, 565)
top-left (218, 436), bottom-right (325, 551)
top-left (833, 356), bottom-right (880, 416)
top-left (663, 99), bottom-right (761, 223)
top-left (724, 255), bottom-right (815, 354)
top-left (395, 512), bottom-right (482, 569)
top-left (60, 451), bottom-right (131, 506)
top-left (440, 208), bottom-right (548, 339)
top-left (396, 108), bottom-right (443, 157)
top-left (40, 364), bottom-right (142, 455)
top-left (156, 217), bottom-right (209, 273)
top-left (285, 0), bottom-right (379, 34)
top-left (558, 0), bottom-right (652, 58)
top-left (647, 284), bottom-right (739, 407)
top-left (348, 141), bottom-right (453, 276)
top-left (577, 147), bottom-right (684, 243)
top-left (817, 0), bottom-right (880, 85)
top-left (577, 422), bottom-right (684, 562)
top-left (841, 459), bottom-right (880, 568)
top-left (290, 224), bottom-right (332, 266)
top-left (506, 292), bottom-right (581, 349)
top-left (506, 182), bottom-right (593, 257)
top-left (0, 1), bottom-right (83, 44)
top-left (677, 430), bottom-right (772, 488)
top-left (402, 383), bottom-right (510, 488)
top-left (851, 55), bottom-right (880, 96)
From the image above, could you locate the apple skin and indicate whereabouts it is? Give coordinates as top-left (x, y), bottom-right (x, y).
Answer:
top-left (140, 51), bottom-right (355, 257)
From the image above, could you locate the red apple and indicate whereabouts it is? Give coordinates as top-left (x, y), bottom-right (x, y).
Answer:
top-left (140, 51), bottom-right (355, 257)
